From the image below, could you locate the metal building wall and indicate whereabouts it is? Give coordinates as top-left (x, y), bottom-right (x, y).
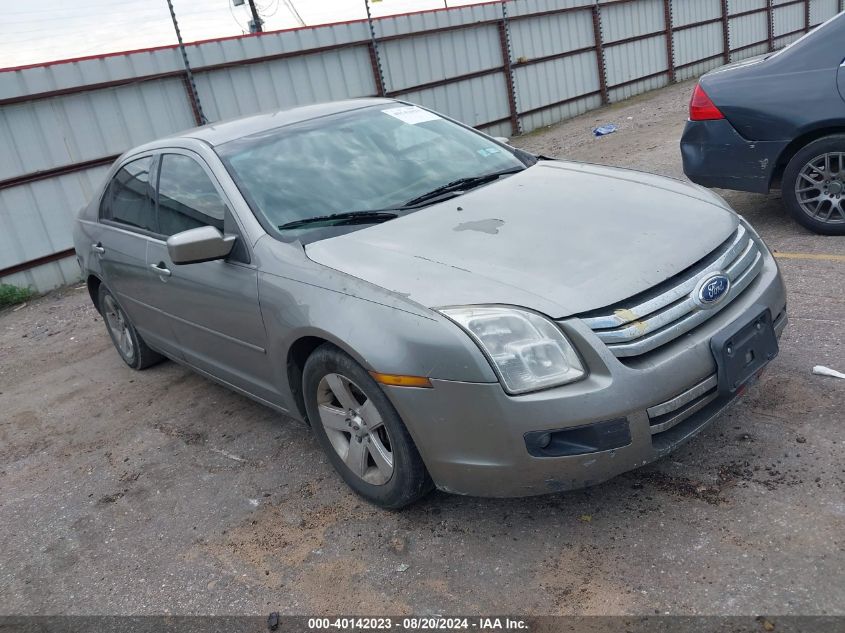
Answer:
top-left (195, 47), bottom-right (377, 121)
top-left (1, 0), bottom-right (841, 293)
top-left (0, 77), bottom-right (196, 292)
top-left (189, 20), bottom-right (378, 121)
top-left (509, 0), bottom-right (601, 131)
top-left (602, 0), bottom-right (671, 102)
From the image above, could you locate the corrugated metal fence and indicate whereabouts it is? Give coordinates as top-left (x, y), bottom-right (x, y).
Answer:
top-left (1, 0), bottom-right (842, 292)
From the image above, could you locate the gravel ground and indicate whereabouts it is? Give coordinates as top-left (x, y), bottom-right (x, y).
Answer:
top-left (1, 79), bottom-right (843, 616)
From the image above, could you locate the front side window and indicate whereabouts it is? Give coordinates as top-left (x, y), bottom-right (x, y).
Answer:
top-left (217, 105), bottom-right (529, 240)
top-left (100, 156), bottom-right (156, 232)
top-left (157, 154), bottom-right (226, 237)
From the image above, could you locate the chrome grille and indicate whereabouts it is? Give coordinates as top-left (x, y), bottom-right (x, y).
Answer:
top-left (580, 225), bottom-right (763, 358)
top-left (647, 375), bottom-right (718, 435)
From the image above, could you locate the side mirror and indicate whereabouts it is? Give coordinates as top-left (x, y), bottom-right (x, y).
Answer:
top-left (166, 226), bottom-right (236, 265)
top-left (493, 136), bottom-right (510, 145)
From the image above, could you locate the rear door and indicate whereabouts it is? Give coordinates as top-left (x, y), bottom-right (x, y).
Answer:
top-left (145, 150), bottom-right (277, 402)
top-left (96, 155), bottom-right (181, 358)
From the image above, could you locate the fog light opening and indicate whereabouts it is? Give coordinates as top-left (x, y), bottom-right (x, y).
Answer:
top-left (524, 418), bottom-right (632, 458)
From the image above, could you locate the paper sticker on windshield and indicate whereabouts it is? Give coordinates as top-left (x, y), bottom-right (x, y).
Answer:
top-left (477, 147), bottom-right (501, 157)
top-left (382, 106), bottom-right (440, 125)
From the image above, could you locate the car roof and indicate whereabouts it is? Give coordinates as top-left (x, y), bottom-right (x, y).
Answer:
top-left (137, 97), bottom-right (400, 151)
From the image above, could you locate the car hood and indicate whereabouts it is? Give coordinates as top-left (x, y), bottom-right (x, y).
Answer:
top-left (305, 161), bottom-right (739, 318)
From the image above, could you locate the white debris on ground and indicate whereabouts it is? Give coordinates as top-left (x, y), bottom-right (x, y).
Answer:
top-left (813, 366), bottom-right (845, 379)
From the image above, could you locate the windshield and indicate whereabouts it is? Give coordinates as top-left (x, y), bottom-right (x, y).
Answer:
top-left (217, 104), bottom-right (527, 238)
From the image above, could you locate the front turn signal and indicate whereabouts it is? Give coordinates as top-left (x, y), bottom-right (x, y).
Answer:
top-left (370, 372), bottom-right (433, 388)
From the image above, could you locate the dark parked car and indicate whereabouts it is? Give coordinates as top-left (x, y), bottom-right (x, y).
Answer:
top-left (681, 12), bottom-right (845, 235)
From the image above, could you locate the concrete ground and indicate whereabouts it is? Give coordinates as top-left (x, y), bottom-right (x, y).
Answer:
top-left (1, 79), bottom-right (843, 616)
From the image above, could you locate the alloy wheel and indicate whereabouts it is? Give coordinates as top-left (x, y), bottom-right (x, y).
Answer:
top-left (102, 294), bottom-right (135, 361)
top-left (315, 373), bottom-right (394, 485)
top-left (795, 152), bottom-right (845, 225)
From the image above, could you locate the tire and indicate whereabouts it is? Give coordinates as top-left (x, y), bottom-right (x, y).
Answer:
top-left (98, 285), bottom-right (164, 370)
top-left (302, 344), bottom-right (433, 509)
top-left (782, 135), bottom-right (845, 235)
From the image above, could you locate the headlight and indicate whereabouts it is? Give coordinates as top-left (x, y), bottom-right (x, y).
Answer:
top-left (440, 306), bottom-right (586, 394)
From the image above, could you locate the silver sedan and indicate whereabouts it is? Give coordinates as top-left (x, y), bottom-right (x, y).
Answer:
top-left (74, 99), bottom-right (787, 508)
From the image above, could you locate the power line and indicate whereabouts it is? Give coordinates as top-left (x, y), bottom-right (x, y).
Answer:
top-left (261, 0), bottom-right (281, 19)
top-left (1, 8), bottom-right (237, 26)
top-left (282, 0), bottom-right (305, 26)
top-left (228, 0), bottom-right (249, 33)
top-left (1, 17), bottom-right (239, 44)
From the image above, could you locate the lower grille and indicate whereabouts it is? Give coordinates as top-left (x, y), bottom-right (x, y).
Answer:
top-left (579, 224), bottom-right (763, 358)
top-left (647, 375), bottom-right (718, 435)
top-left (646, 307), bottom-right (787, 437)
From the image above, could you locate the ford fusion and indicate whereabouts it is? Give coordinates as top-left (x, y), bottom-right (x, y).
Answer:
top-left (74, 100), bottom-right (787, 508)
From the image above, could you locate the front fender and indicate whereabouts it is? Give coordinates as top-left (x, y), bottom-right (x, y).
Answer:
top-left (257, 265), bottom-right (499, 416)
top-left (259, 267), bottom-right (497, 374)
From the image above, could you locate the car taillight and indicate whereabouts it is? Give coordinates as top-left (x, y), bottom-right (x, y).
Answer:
top-left (689, 84), bottom-right (725, 121)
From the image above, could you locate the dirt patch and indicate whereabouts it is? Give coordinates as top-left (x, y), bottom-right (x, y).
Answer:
top-left (637, 470), bottom-right (725, 505)
top-left (295, 558), bottom-right (413, 614)
top-left (210, 496), bottom-right (366, 574)
top-left (97, 492), bottom-right (124, 504)
top-left (536, 542), bottom-right (633, 615)
top-left (203, 493), bottom-right (416, 613)
top-left (152, 421), bottom-right (208, 446)
top-left (630, 466), bottom-right (742, 505)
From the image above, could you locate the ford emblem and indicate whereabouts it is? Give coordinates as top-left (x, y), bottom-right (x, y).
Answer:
top-left (695, 273), bottom-right (731, 308)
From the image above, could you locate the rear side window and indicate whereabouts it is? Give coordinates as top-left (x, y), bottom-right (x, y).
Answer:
top-left (100, 156), bottom-right (156, 232)
top-left (157, 154), bottom-right (226, 237)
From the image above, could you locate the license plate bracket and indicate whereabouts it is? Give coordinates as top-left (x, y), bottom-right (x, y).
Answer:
top-left (710, 306), bottom-right (778, 396)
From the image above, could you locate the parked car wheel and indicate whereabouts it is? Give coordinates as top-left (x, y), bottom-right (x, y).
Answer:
top-left (303, 344), bottom-right (433, 508)
top-left (98, 285), bottom-right (164, 370)
top-left (783, 135), bottom-right (845, 235)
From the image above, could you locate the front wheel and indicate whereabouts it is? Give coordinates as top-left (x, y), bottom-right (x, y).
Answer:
top-left (782, 135), bottom-right (845, 235)
top-left (302, 344), bottom-right (433, 509)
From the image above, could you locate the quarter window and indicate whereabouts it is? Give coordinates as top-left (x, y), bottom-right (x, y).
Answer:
top-left (100, 156), bottom-right (156, 232)
top-left (157, 154), bottom-right (226, 237)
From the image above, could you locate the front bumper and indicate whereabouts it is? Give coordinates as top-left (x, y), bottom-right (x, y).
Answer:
top-left (386, 251), bottom-right (787, 497)
top-left (680, 119), bottom-right (788, 194)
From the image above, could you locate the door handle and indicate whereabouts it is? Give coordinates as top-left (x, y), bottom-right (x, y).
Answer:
top-left (150, 263), bottom-right (171, 277)
top-left (91, 243), bottom-right (105, 255)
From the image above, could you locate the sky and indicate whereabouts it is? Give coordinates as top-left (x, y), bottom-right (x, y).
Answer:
top-left (0, 0), bottom-right (480, 70)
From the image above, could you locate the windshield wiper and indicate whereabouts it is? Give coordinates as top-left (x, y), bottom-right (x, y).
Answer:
top-left (277, 167), bottom-right (525, 231)
top-left (278, 210), bottom-right (398, 231)
top-left (402, 167), bottom-right (525, 207)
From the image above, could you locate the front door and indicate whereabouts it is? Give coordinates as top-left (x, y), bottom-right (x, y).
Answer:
top-left (145, 151), bottom-right (278, 403)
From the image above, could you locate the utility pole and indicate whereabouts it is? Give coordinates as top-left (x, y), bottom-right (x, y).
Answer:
top-left (246, 0), bottom-right (263, 33)
top-left (165, 0), bottom-right (207, 125)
